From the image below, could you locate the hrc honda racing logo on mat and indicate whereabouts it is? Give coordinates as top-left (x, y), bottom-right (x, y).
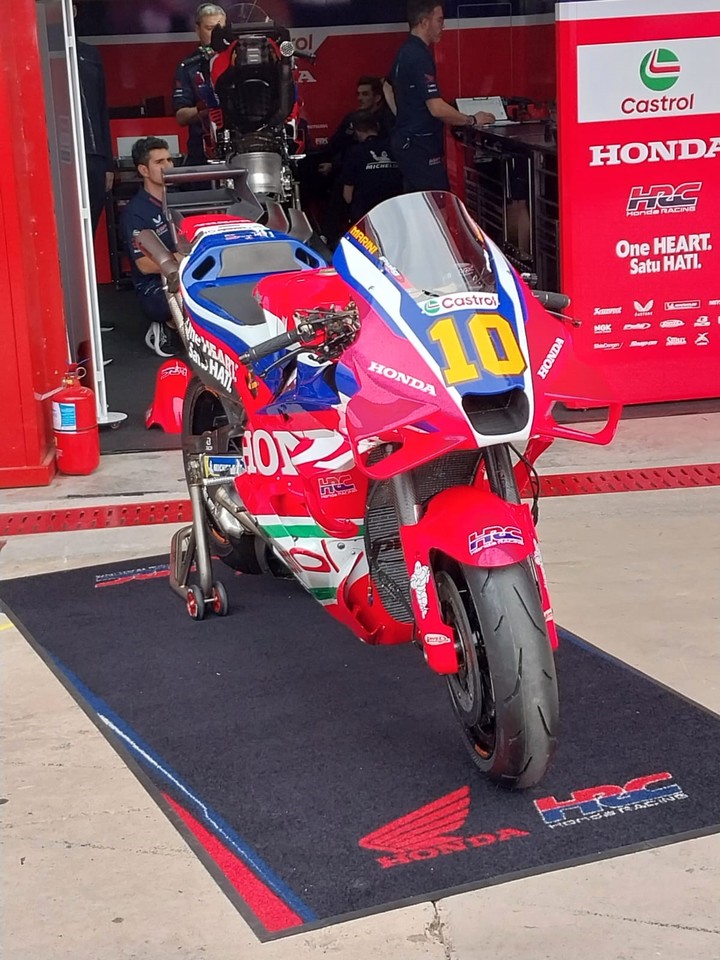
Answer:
top-left (358, 787), bottom-right (529, 869)
top-left (534, 771), bottom-right (687, 828)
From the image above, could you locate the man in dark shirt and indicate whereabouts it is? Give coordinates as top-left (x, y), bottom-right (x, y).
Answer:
top-left (309, 76), bottom-right (395, 245)
top-left (385, 1), bottom-right (494, 192)
top-left (120, 138), bottom-right (179, 357)
top-left (172, 3), bottom-right (226, 166)
top-left (76, 39), bottom-right (114, 234)
top-left (318, 76), bottom-right (395, 177)
top-left (341, 112), bottom-right (402, 224)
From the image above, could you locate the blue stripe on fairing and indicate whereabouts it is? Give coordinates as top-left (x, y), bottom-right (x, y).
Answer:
top-left (47, 651), bottom-right (317, 922)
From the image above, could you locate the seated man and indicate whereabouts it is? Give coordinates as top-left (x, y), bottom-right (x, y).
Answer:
top-left (120, 137), bottom-right (180, 357)
top-left (341, 111), bottom-right (402, 224)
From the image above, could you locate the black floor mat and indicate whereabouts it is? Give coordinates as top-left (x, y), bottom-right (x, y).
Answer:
top-left (3, 559), bottom-right (719, 941)
top-left (98, 284), bottom-right (181, 454)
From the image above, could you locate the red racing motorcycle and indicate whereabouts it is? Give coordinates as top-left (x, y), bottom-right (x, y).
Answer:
top-left (146, 188), bottom-right (620, 788)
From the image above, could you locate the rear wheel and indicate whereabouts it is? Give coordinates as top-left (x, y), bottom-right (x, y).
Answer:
top-left (182, 376), bottom-right (262, 574)
top-left (438, 560), bottom-right (558, 789)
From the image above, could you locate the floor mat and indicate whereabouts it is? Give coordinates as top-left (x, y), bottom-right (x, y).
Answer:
top-left (2, 559), bottom-right (719, 941)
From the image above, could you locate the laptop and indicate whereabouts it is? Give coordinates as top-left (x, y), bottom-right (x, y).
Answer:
top-left (455, 96), bottom-right (519, 126)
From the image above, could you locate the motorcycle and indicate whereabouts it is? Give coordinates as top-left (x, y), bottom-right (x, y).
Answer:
top-left (205, 3), bottom-right (313, 213)
top-left (140, 187), bottom-right (621, 789)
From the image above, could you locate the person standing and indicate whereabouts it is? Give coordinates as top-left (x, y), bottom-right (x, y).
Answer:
top-left (76, 39), bottom-right (114, 235)
top-left (172, 3), bottom-right (226, 167)
top-left (384, 1), bottom-right (495, 192)
top-left (74, 6), bottom-right (115, 339)
top-left (119, 138), bottom-right (179, 357)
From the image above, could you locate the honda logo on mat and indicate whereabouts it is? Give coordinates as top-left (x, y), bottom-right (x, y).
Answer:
top-left (358, 787), bottom-right (529, 869)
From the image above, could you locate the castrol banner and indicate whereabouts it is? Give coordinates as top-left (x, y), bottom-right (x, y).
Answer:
top-left (556, 0), bottom-right (720, 405)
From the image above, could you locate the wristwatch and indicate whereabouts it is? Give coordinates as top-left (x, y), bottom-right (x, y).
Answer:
top-left (466, 114), bottom-right (477, 127)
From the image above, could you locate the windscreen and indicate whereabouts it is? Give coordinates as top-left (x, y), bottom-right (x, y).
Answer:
top-left (350, 191), bottom-right (496, 303)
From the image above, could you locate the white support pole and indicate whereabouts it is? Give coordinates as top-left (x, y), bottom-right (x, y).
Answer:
top-left (60, 0), bottom-right (126, 428)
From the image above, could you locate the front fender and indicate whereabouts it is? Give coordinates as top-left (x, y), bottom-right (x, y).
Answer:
top-left (399, 486), bottom-right (538, 675)
top-left (404, 486), bottom-right (537, 569)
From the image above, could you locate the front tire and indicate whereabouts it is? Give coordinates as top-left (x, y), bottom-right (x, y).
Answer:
top-left (438, 561), bottom-right (558, 789)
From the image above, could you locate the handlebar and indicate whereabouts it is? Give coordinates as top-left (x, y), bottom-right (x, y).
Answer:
top-left (238, 304), bottom-right (360, 366)
top-left (533, 290), bottom-right (571, 312)
top-left (238, 328), bottom-right (304, 364)
top-left (136, 230), bottom-right (180, 293)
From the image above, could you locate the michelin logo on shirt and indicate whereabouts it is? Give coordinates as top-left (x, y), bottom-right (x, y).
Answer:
top-left (365, 150), bottom-right (397, 171)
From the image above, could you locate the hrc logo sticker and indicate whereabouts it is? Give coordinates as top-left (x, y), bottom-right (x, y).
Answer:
top-left (469, 526), bottom-right (524, 554)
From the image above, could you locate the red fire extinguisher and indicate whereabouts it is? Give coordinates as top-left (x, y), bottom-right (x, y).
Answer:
top-left (52, 366), bottom-right (100, 476)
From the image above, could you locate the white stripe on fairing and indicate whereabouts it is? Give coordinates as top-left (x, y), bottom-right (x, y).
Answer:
top-left (557, 0), bottom-right (718, 21)
top-left (79, 16), bottom-right (553, 46)
top-left (339, 239), bottom-right (466, 421)
top-left (180, 282), bottom-right (285, 347)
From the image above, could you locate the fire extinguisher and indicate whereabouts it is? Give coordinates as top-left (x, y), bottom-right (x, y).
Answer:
top-left (52, 366), bottom-right (100, 476)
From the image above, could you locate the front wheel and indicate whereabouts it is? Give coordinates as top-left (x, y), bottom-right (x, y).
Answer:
top-left (437, 561), bottom-right (558, 789)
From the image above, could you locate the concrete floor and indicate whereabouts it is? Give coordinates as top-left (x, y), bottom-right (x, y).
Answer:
top-left (1, 412), bottom-right (719, 959)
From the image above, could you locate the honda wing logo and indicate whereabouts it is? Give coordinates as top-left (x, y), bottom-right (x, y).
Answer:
top-left (358, 787), bottom-right (528, 869)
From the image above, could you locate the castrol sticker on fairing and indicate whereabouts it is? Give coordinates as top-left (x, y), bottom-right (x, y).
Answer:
top-left (420, 292), bottom-right (500, 315)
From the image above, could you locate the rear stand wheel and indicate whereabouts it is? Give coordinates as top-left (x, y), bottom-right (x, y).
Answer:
top-left (186, 585), bottom-right (206, 621)
top-left (211, 581), bottom-right (229, 617)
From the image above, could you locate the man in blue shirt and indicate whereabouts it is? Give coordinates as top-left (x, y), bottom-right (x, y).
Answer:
top-left (172, 3), bottom-right (226, 167)
top-left (120, 138), bottom-right (179, 357)
top-left (385, 1), bottom-right (495, 192)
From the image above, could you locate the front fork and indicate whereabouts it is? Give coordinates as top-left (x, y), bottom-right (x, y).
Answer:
top-left (389, 471), bottom-right (460, 675)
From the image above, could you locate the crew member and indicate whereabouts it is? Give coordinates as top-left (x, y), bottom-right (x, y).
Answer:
top-left (120, 138), bottom-right (180, 358)
top-left (172, 3), bottom-right (226, 166)
top-left (318, 76), bottom-right (395, 178)
top-left (384, 0), bottom-right (494, 191)
top-left (342, 111), bottom-right (402, 223)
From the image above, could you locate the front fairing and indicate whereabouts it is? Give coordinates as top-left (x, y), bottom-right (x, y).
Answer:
top-left (332, 193), bottom-right (536, 472)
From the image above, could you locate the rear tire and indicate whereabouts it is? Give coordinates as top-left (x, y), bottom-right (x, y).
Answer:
top-left (182, 377), bottom-right (262, 574)
top-left (438, 561), bottom-right (558, 789)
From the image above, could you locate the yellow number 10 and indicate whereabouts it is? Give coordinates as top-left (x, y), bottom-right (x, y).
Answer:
top-left (428, 312), bottom-right (527, 386)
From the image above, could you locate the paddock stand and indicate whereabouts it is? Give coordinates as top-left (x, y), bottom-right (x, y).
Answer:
top-left (169, 454), bottom-right (230, 621)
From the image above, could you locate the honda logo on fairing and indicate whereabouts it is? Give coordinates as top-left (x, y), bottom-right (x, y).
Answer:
top-left (368, 362), bottom-right (437, 395)
top-left (358, 787), bottom-right (529, 869)
top-left (536, 337), bottom-right (564, 380)
top-left (590, 138), bottom-right (720, 166)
